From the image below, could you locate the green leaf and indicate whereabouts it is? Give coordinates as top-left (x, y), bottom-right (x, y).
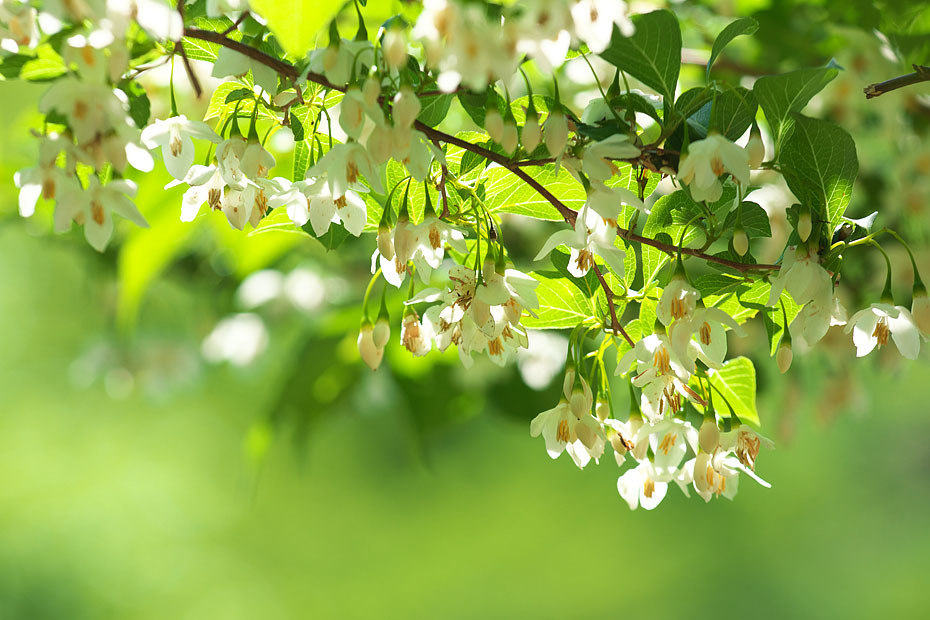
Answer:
top-left (778, 115), bottom-right (858, 229)
top-left (225, 87), bottom-right (254, 104)
top-left (640, 191), bottom-right (703, 287)
top-left (763, 290), bottom-right (801, 356)
top-left (302, 220), bottom-right (351, 250)
top-left (0, 53), bottom-right (29, 79)
top-left (119, 80), bottom-right (151, 129)
top-left (600, 10), bottom-right (682, 106)
top-left (249, 0), bottom-right (344, 57)
top-left (522, 272), bottom-right (594, 329)
top-left (481, 165), bottom-right (585, 220)
top-left (724, 201), bottom-right (771, 239)
top-left (639, 293), bottom-right (657, 334)
top-left (417, 93), bottom-right (453, 127)
top-left (753, 61), bottom-right (840, 150)
top-left (706, 17), bottom-right (759, 81)
top-left (707, 357), bottom-right (759, 425)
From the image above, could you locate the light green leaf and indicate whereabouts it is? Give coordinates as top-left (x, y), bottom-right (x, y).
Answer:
top-left (708, 356), bottom-right (759, 425)
top-left (724, 201), bottom-right (771, 239)
top-left (481, 165), bottom-right (584, 220)
top-left (600, 10), bottom-right (682, 106)
top-left (417, 93), bottom-right (453, 127)
top-left (707, 17), bottom-right (759, 81)
top-left (640, 191), bottom-right (703, 287)
top-left (522, 272), bottom-right (594, 329)
top-left (249, 0), bottom-right (343, 57)
top-left (753, 62), bottom-right (840, 150)
top-left (778, 115), bottom-right (858, 229)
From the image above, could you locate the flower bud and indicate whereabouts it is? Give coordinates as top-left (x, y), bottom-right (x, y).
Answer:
top-left (373, 316), bottom-right (391, 349)
top-left (393, 215), bottom-right (415, 263)
top-left (485, 108), bottom-right (504, 143)
top-left (569, 382), bottom-right (591, 418)
top-left (393, 87), bottom-right (421, 129)
top-left (367, 124), bottom-right (393, 164)
top-left (362, 76), bottom-right (381, 107)
top-left (733, 226), bottom-right (749, 256)
top-left (699, 416), bottom-right (720, 453)
top-left (358, 321), bottom-right (383, 371)
top-left (377, 223), bottom-right (395, 261)
top-left (522, 114), bottom-right (541, 153)
top-left (609, 433), bottom-right (629, 458)
top-left (798, 207), bottom-right (812, 242)
top-left (746, 124), bottom-right (765, 169)
top-left (501, 119), bottom-right (518, 154)
top-left (339, 87), bottom-right (366, 139)
top-left (544, 110), bottom-right (568, 157)
top-left (382, 28), bottom-right (407, 69)
top-left (574, 421), bottom-right (596, 450)
top-left (595, 397), bottom-right (610, 422)
top-left (323, 44), bottom-right (340, 74)
top-left (913, 287), bottom-right (930, 335)
top-left (694, 452), bottom-right (714, 494)
top-left (776, 339), bottom-right (793, 374)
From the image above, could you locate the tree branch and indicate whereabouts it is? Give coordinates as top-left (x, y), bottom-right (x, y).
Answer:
top-left (180, 28), bottom-right (782, 282)
top-left (864, 64), bottom-right (930, 99)
top-left (591, 264), bottom-right (634, 347)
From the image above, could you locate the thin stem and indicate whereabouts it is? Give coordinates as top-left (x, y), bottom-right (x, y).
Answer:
top-left (591, 263), bottom-right (634, 347)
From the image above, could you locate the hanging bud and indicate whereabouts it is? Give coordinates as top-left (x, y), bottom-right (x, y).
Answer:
top-left (358, 320), bottom-right (384, 371)
top-left (377, 223), bottom-right (395, 261)
top-left (544, 110), bottom-right (568, 157)
top-left (522, 113), bottom-right (541, 153)
top-left (776, 338), bottom-right (793, 374)
top-left (569, 377), bottom-right (593, 419)
top-left (694, 452), bottom-right (715, 494)
top-left (393, 87), bottom-right (421, 129)
top-left (733, 226), bottom-right (749, 256)
top-left (338, 87), bottom-right (367, 139)
top-left (699, 414), bottom-right (720, 453)
top-left (362, 76), bottom-right (381, 107)
top-left (485, 108), bottom-right (504, 143)
top-left (746, 123), bottom-right (765, 169)
top-left (367, 124), bottom-right (393, 164)
top-left (913, 286), bottom-right (930, 336)
top-left (595, 397), bottom-right (610, 422)
top-left (501, 119), bottom-right (518, 154)
top-left (382, 28), bottom-right (407, 69)
top-left (373, 315), bottom-right (391, 349)
top-left (798, 205), bottom-right (812, 242)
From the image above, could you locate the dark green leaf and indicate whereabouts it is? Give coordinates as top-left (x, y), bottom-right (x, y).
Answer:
top-left (707, 17), bottom-right (759, 81)
top-left (753, 61), bottom-right (841, 150)
top-left (600, 10), bottom-right (682, 106)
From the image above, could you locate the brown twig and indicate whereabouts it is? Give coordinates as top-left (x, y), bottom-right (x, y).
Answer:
top-left (591, 264), bottom-right (634, 347)
top-left (174, 40), bottom-right (202, 98)
top-left (180, 27), bottom-right (781, 290)
top-left (864, 64), bottom-right (930, 99)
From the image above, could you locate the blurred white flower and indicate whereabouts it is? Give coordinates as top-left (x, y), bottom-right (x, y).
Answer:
top-left (202, 313), bottom-right (269, 366)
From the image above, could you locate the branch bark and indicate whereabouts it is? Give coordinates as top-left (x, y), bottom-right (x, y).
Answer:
top-left (180, 28), bottom-right (781, 291)
top-left (864, 65), bottom-right (930, 99)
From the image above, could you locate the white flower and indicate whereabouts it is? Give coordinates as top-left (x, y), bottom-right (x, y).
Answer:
top-left (338, 87), bottom-right (368, 140)
top-left (583, 134), bottom-right (640, 182)
top-left (310, 141), bottom-right (383, 196)
top-left (38, 78), bottom-right (126, 145)
top-left (206, 0), bottom-right (249, 18)
top-left (767, 245), bottom-right (833, 308)
top-left (677, 133), bottom-right (750, 203)
top-left (584, 180), bottom-right (646, 221)
top-left (617, 460), bottom-right (668, 510)
top-left (570, 0), bottom-right (634, 54)
top-left (62, 177), bottom-right (147, 251)
top-left (14, 136), bottom-right (79, 218)
top-left (107, 0), bottom-right (183, 42)
top-left (141, 115), bottom-right (222, 180)
top-left (530, 398), bottom-right (606, 469)
top-left (535, 206), bottom-right (626, 278)
top-left (522, 114), bottom-right (541, 152)
top-left (844, 303), bottom-right (921, 360)
top-left (172, 164), bottom-right (225, 221)
top-left (669, 305), bottom-right (743, 368)
top-left (0, 2), bottom-right (38, 51)
top-left (657, 274), bottom-right (700, 326)
top-left (634, 417), bottom-right (698, 477)
top-left (401, 310), bottom-right (433, 357)
top-left (393, 87), bottom-right (421, 129)
top-left (789, 293), bottom-right (847, 348)
top-left (617, 332), bottom-right (700, 421)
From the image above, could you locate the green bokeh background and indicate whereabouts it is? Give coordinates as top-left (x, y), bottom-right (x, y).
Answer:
top-left (3, 2), bottom-right (930, 618)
